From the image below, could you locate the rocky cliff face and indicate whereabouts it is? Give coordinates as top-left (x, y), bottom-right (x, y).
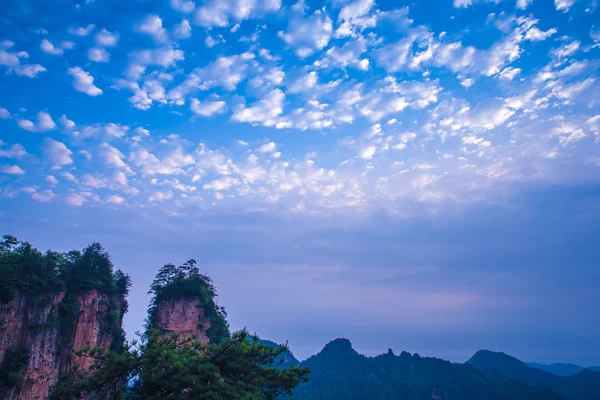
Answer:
top-left (155, 298), bottom-right (211, 345)
top-left (0, 290), bottom-right (122, 400)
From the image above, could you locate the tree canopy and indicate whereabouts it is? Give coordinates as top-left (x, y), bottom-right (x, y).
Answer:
top-left (0, 234), bottom-right (131, 305)
top-left (51, 330), bottom-right (309, 400)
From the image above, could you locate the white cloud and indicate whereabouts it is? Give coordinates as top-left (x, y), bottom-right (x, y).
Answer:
top-left (106, 194), bottom-right (125, 204)
top-left (148, 190), bottom-right (174, 202)
top-left (88, 47), bottom-right (110, 62)
top-left (0, 143), bottom-right (26, 158)
top-left (315, 38), bottom-right (368, 70)
top-left (171, 0), bottom-right (195, 13)
top-left (466, 98), bottom-right (515, 130)
top-left (65, 193), bottom-right (85, 206)
top-left (174, 19), bottom-right (192, 39)
top-left (42, 138), bottom-right (73, 167)
top-left (40, 39), bottom-right (64, 55)
top-left (257, 142), bottom-right (277, 153)
top-left (130, 147), bottom-right (194, 176)
top-left (167, 53), bottom-right (253, 104)
top-left (59, 114), bottom-right (76, 129)
top-left (359, 145), bottom-right (377, 160)
top-left (202, 176), bottom-right (239, 191)
top-left (553, 41), bottom-right (580, 58)
top-left (14, 64), bottom-right (47, 78)
top-left (37, 111), bottom-right (56, 131)
top-left (32, 190), bottom-right (55, 202)
top-left (194, 0), bottom-right (280, 28)
top-left (82, 174), bottom-right (108, 188)
top-left (190, 98), bottom-right (227, 117)
top-left (17, 119), bottom-right (35, 132)
top-left (127, 46), bottom-right (185, 79)
top-left (231, 89), bottom-right (286, 128)
top-left (525, 26), bottom-right (557, 42)
top-left (287, 70), bottom-right (318, 93)
top-left (279, 10), bottom-right (333, 58)
top-left (555, 0), bottom-right (576, 12)
top-left (0, 47), bottom-right (47, 78)
top-left (46, 175), bottom-right (58, 184)
top-left (74, 123), bottom-right (129, 140)
top-left (338, 0), bottom-right (374, 22)
top-left (99, 143), bottom-right (132, 172)
top-left (1, 165), bottom-right (25, 175)
top-left (69, 24), bottom-right (95, 36)
top-left (95, 29), bottom-right (119, 46)
top-left (517, 0), bottom-right (532, 8)
top-left (135, 15), bottom-right (169, 43)
top-left (16, 111), bottom-right (56, 132)
top-left (68, 67), bottom-right (102, 96)
top-left (61, 41), bottom-right (75, 50)
top-left (498, 67), bottom-right (521, 80)
top-left (0, 107), bottom-right (10, 119)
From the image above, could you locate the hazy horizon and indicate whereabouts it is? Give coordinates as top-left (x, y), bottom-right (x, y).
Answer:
top-left (1, 0), bottom-right (599, 367)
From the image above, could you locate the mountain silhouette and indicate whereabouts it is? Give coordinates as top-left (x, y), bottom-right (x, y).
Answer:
top-left (527, 362), bottom-right (600, 376)
top-left (468, 350), bottom-right (600, 400)
top-left (288, 339), bottom-right (563, 400)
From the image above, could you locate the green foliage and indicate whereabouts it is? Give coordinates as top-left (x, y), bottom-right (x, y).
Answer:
top-left (0, 234), bottom-right (131, 354)
top-left (147, 260), bottom-right (229, 343)
top-left (0, 235), bottom-right (65, 303)
top-left (0, 347), bottom-right (30, 388)
top-left (0, 235), bottom-right (130, 307)
top-left (50, 330), bottom-right (310, 400)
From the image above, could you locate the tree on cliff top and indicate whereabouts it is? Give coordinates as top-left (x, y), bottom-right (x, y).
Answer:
top-left (51, 262), bottom-right (310, 400)
top-left (0, 234), bottom-right (130, 304)
top-left (147, 259), bottom-right (229, 343)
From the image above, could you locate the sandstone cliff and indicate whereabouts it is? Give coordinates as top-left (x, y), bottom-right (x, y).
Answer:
top-left (0, 290), bottom-right (123, 400)
top-left (155, 297), bottom-right (211, 345)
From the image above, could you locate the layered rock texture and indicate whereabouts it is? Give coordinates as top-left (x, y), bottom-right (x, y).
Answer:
top-left (0, 290), bottom-right (123, 400)
top-left (155, 298), bottom-right (211, 345)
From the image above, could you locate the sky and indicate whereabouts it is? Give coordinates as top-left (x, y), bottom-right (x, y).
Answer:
top-left (0, 0), bottom-right (599, 366)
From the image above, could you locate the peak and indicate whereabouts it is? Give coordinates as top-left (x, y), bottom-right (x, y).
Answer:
top-left (319, 338), bottom-right (357, 355)
top-left (324, 338), bottom-right (352, 348)
top-left (471, 349), bottom-right (513, 360)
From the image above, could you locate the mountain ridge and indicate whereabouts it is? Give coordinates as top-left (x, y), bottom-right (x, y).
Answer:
top-left (467, 349), bottom-right (600, 400)
top-left (527, 361), bottom-right (600, 376)
top-left (287, 338), bottom-right (564, 400)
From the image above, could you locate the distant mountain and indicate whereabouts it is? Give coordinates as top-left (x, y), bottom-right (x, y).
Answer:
top-left (468, 350), bottom-right (600, 400)
top-left (527, 362), bottom-right (600, 376)
top-left (289, 339), bottom-right (563, 400)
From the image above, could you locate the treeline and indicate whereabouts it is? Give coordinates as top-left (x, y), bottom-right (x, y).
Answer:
top-left (0, 235), bottom-right (130, 307)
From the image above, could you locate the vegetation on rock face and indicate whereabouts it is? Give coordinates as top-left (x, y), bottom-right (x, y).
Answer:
top-left (0, 234), bottom-right (131, 392)
top-left (0, 347), bottom-right (30, 388)
top-left (51, 262), bottom-right (310, 400)
top-left (0, 235), bottom-right (130, 310)
top-left (147, 259), bottom-right (229, 343)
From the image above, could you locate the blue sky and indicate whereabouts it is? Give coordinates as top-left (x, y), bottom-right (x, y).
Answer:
top-left (1, 0), bottom-right (599, 365)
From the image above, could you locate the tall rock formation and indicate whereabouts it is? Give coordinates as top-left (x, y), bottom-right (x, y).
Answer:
top-left (0, 289), bottom-right (125, 400)
top-left (155, 298), bottom-right (211, 345)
